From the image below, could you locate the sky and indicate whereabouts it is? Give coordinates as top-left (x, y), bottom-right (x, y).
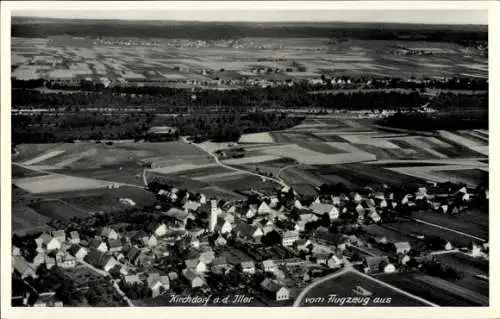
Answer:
top-left (13, 9), bottom-right (488, 25)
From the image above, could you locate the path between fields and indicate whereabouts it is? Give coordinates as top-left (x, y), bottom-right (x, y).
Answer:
top-left (412, 218), bottom-right (486, 242)
top-left (180, 137), bottom-right (290, 189)
top-left (293, 266), bottom-right (439, 307)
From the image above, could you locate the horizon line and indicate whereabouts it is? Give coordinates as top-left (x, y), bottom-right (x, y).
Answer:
top-left (11, 15), bottom-right (488, 27)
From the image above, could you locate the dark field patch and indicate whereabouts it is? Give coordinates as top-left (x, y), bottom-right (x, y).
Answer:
top-left (412, 210), bottom-right (488, 240)
top-left (29, 199), bottom-right (90, 221)
top-left (376, 272), bottom-right (488, 306)
top-left (12, 165), bottom-right (47, 178)
top-left (438, 169), bottom-right (488, 187)
top-left (303, 270), bottom-right (428, 306)
top-left (12, 203), bottom-right (52, 235)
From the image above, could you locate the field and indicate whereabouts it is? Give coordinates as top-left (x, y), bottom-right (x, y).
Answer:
top-left (412, 210), bottom-right (488, 241)
top-left (384, 220), bottom-right (482, 248)
top-left (376, 271), bottom-right (488, 306)
top-left (302, 269), bottom-right (429, 306)
top-left (11, 37), bottom-right (488, 84)
top-left (12, 203), bottom-right (52, 235)
top-left (29, 199), bottom-right (90, 221)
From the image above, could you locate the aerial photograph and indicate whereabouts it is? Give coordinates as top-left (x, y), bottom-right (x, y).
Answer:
top-left (9, 7), bottom-right (489, 308)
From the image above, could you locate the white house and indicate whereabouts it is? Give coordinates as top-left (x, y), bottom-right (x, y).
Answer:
top-left (282, 231), bottom-right (299, 246)
top-left (100, 227), bottom-right (119, 240)
top-left (46, 238), bottom-right (62, 251)
top-left (153, 223), bottom-right (168, 237)
top-left (261, 278), bottom-right (290, 301)
top-left (183, 269), bottom-right (204, 288)
top-left (185, 259), bottom-right (207, 274)
top-left (394, 242), bottom-right (411, 255)
top-left (241, 261), bottom-right (256, 274)
top-left (261, 260), bottom-right (276, 273)
top-left (258, 201), bottom-right (272, 215)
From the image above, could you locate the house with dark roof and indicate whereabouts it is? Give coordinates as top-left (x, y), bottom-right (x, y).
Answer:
top-left (108, 239), bottom-right (123, 252)
top-left (100, 227), bottom-right (119, 240)
top-left (260, 278), bottom-right (290, 301)
top-left (182, 269), bottom-right (204, 288)
top-left (84, 249), bottom-right (104, 268)
top-left (363, 256), bottom-right (395, 274)
top-left (90, 239), bottom-right (108, 253)
top-left (51, 230), bottom-right (66, 243)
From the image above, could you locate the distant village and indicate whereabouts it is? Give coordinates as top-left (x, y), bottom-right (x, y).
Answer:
top-left (12, 177), bottom-right (489, 307)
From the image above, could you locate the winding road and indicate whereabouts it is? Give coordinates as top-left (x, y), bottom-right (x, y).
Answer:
top-left (181, 137), bottom-right (290, 189)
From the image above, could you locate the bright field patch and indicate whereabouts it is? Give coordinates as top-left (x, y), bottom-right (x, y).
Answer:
top-left (22, 150), bottom-right (66, 165)
top-left (13, 174), bottom-right (114, 194)
top-left (238, 132), bottom-right (275, 144)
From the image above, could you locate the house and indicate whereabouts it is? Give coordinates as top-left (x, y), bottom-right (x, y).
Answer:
top-left (314, 253), bottom-right (330, 265)
top-left (352, 193), bottom-right (363, 203)
top-left (45, 257), bottom-right (56, 269)
top-left (108, 239), bottom-right (123, 252)
top-left (199, 250), bottom-right (216, 265)
top-left (295, 220), bottom-right (308, 232)
top-left (282, 231), bottom-right (299, 246)
top-left (399, 255), bottom-right (411, 265)
top-left (215, 235), bottom-right (227, 247)
top-left (241, 261), bottom-right (256, 274)
top-left (100, 255), bottom-right (118, 272)
top-left (51, 230), bottom-right (66, 243)
top-left (147, 273), bottom-right (169, 298)
top-left (35, 233), bottom-right (52, 251)
top-left (211, 256), bottom-right (228, 273)
top-left (363, 256), bottom-right (395, 274)
top-left (45, 238), bottom-right (62, 252)
top-left (185, 259), bottom-right (207, 273)
top-left (257, 201), bottom-right (272, 215)
top-left (246, 205), bottom-right (257, 219)
top-left (90, 239), bottom-right (108, 253)
top-left (294, 200), bottom-right (303, 209)
top-left (68, 245), bottom-right (88, 261)
top-left (367, 210), bottom-right (381, 223)
top-left (309, 202), bottom-right (339, 220)
top-left (184, 200), bottom-right (201, 212)
top-left (445, 241), bottom-right (454, 251)
top-left (164, 207), bottom-right (188, 222)
top-left (261, 259), bottom-right (276, 273)
top-left (12, 256), bottom-right (37, 279)
top-left (32, 252), bottom-right (46, 268)
top-left (355, 204), bottom-right (365, 215)
top-left (331, 196), bottom-right (341, 205)
top-left (327, 255), bottom-right (343, 269)
top-left (378, 199), bottom-right (388, 209)
top-left (69, 231), bottom-right (80, 245)
top-left (260, 278), bottom-right (290, 301)
top-left (119, 264), bottom-right (130, 275)
top-left (216, 218), bottom-right (233, 234)
top-left (296, 239), bottom-right (312, 251)
top-left (182, 268), bottom-right (205, 288)
top-left (100, 227), bottom-right (119, 240)
top-left (152, 223), bottom-right (168, 238)
top-left (85, 249), bottom-right (104, 268)
top-left (142, 235), bottom-right (158, 248)
top-left (394, 242), bottom-right (411, 255)
top-left (124, 274), bottom-right (143, 285)
top-left (56, 253), bottom-right (76, 269)
top-left (234, 222), bottom-right (263, 241)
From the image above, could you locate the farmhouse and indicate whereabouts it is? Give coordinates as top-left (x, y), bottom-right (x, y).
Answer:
top-left (147, 273), bottom-right (170, 298)
top-left (46, 238), bottom-right (62, 252)
top-left (51, 230), bottom-right (66, 243)
top-left (90, 239), bottom-right (108, 253)
top-left (211, 256), bottom-right (229, 273)
top-left (241, 261), bottom-right (256, 274)
top-left (282, 231), bottom-right (299, 246)
top-left (124, 275), bottom-right (143, 285)
top-left (108, 239), bottom-right (124, 252)
top-left (185, 259), bottom-right (207, 274)
top-left (100, 227), bottom-right (119, 240)
top-left (69, 245), bottom-right (88, 261)
top-left (69, 231), bottom-right (80, 245)
top-left (56, 252), bottom-right (76, 269)
top-left (45, 257), bottom-right (56, 269)
top-left (257, 201), bottom-right (272, 215)
top-left (260, 278), bottom-right (290, 301)
top-left (363, 256), bottom-right (396, 274)
top-left (216, 218), bottom-right (233, 234)
top-left (182, 269), bottom-right (205, 288)
top-left (309, 202), bottom-right (339, 220)
top-left (394, 242), bottom-right (411, 255)
top-left (32, 252), bottom-right (46, 268)
top-left (261, 259), bottom-right (277, 273)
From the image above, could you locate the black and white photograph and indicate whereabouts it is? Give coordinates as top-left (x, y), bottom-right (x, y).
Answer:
top-left (1, 1), bottom-right (498, 315)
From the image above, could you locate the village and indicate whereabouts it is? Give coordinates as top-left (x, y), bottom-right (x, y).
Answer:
top-left (11, 177), bottom-right (490, 307)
